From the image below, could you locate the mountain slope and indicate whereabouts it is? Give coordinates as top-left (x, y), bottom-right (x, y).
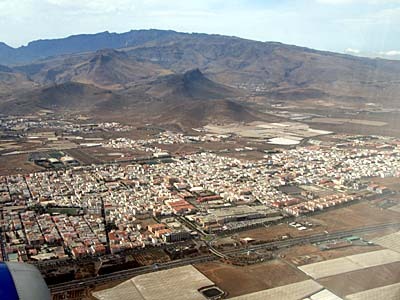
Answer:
top-left (3, 29), bottom-right (400, 106)
top-left (0, 70), bottom-right (261, 127)
top-left (0, 82), bottom-right (122, 114)
top-left (2, 29), bottom-right (400, 111)
top-left (143, 68), bottom-right (240, 99)
top-left (0, 30), bottom-right (182, 65)
top-left (150, 98), bottom-right (260, 127)
top-left (0, 42), bottom-right (14, 62)
top-left (121, 69), bottom-right (260, 126)
top-left (14, 49), bottom-right (171, 89)
top-left (125, 34), bottom-right (400, 104)
top-left (0, 64), bottom-right (37, 97)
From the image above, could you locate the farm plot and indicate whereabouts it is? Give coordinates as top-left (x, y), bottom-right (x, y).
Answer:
top-left (230, 280), bottom-right (323, 300)
top-left (372, 231), bottom-right (400, 253)
top-left (299, 249), bottom-right (400, 279)
top-left (346, 282), bottom-right (400, 300)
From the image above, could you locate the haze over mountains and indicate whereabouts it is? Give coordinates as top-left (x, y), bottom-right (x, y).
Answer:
top-left (0, 64), bottom-right (37, 97)
top-left (15, 49), bottom-right (172, 89)
top-left (1, 29), bottom-right (400, 126)
top-left (0, 30), bottom-right (180, 65)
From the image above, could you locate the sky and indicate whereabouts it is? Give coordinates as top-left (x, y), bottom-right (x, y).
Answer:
top-left (0, 0), bottom-right (400, 59)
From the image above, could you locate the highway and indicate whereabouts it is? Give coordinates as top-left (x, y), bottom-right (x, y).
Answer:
top-left (49, 222), bottom-right (400, 294)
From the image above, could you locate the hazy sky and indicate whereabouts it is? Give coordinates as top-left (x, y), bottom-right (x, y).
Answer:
top-left (1, 0), bottom-right (400, 59)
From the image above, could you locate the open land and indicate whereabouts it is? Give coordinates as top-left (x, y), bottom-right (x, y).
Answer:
top-left (309, 202), bottom-right (400, 232)
top-left (0, 153), bottom-right (42, 175)
top-left (195, 259), bottom-right (307, 298)
top-left (281, 243), bottom-right (384, 266)
top-left (319, 261), bottom-right (400, 297)
top-left (1, 111), bottom-right (400, 300)
top-left (2, 28), bottom-right (400, 300)
top-left (235, 202), bottom-right (400, 243)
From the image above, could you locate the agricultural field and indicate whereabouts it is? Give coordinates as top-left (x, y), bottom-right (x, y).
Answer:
top-left (319, 263), bottom-right (400, 298)
top-left (195, 259), bottom-right (307, 298)
top-left (299, 249), bottom-right (400, 279)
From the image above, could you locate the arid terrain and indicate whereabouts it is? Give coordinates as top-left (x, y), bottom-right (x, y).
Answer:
top-left (1, 29), bottom-right (400, 300)
top-left (1, 30), bottom-right (400, 130)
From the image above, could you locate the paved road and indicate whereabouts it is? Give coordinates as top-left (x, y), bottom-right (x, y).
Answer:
top-left (50, 255), bottom-right (215, 294)
top-left (49, 222), bottom-right (400, 294)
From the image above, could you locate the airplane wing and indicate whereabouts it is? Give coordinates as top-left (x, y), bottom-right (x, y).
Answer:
top-left (0, 262), bottom-right (51, 300)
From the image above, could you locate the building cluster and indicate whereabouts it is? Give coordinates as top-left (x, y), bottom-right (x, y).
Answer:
top-left (0, 134), bottom-right (399, 262)
top-left (102, 131), bottom-right (227, 153)
top-left (282, 193), bottom-right (363, 216)
top-left (0, 115), bottom-right (131, 134)
top-left (0, 209), bottom-right (107, 261)
top-left (1, 175), bottom-right (30, 207)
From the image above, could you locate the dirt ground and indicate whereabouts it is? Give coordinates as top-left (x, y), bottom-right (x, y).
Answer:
top-left (0, 153), bottom-right (43, 175)
top-left (235, 201), bottom-right (400, 245)
top-left (318, 261), bottom-right (400, 297)
top-left (302, 110), bottom-right (400, 138)
top-left (195, 259), bottom-right (308, 298)
top-left (237, 223), bottom-right (322, 242)
top-left (309, 202), bottom-right (400, 231)
top-left (370, 177), bottom-right (400, 192)
top-left (224, 201), bottom-right (400, 298)
top-left (360, 226), bottom-right (400, 240)
top-left (88, 280), bottom-right (125, 300)
top-left (280, 244), bottom-right (384, 266)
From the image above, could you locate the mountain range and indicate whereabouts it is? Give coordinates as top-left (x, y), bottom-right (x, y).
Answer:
top-left (0, 30), bottom-right (180, 65)
top-left (1, 29), bottom-right (400, 126)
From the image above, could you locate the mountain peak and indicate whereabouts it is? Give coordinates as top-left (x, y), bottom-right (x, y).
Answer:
top-left (90, 49), bottom-right (128, 64)
top-left (147, 68), bottom-right (239, 101)
top-left (183, 68), bottom-right (204, 82)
